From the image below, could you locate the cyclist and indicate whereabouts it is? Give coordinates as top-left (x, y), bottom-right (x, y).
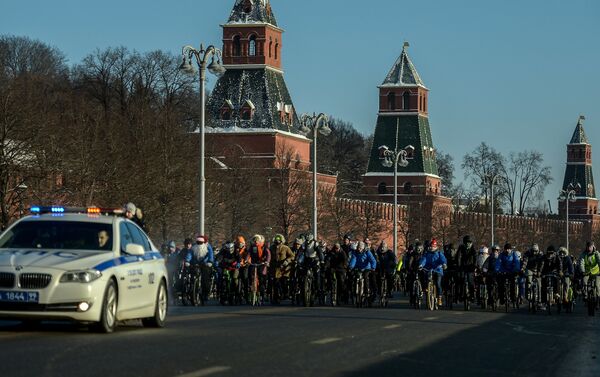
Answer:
top-left (540, 245), bottom-right (560, 307)
top-left (405, 241), bottom-right (424, 306)
top-left (498, 243), bottom-right (520, 305)
top-left (192, 235), bottom-right (215, 302)
top-left (580, 241), bottom-right (600, 301)
top-left (522, 243), bottom-right (544, 303)
top-left (483, 245), bottom-right (501, 306)
top-left (376, 241), bottom-right (397, 299)
top-left (218, 242), bottom-right (241, 304)
top-left (349, 241), bottom-right (377, 303)
top-left (272, 234), bottom-right (294, 304)
top-left (443, 243), bottom-right (459, 304)
top-left (458, 235), bottom-right (477, 304)
top-left (248, 234), bottom-right (271, 303)
top-left (326, 242), bottom-right (348, 304)
top-left (297, 233), bottom-right (324, 302)
top-left (418, 238), bottom-right (447, 307)
top-left (557, 246), bottom-right (574, 306)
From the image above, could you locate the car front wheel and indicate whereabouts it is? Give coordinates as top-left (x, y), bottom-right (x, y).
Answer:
top-left (142, 280), bottom-right (168, 328)
top-left (93, 279), bottom-right (118, 333)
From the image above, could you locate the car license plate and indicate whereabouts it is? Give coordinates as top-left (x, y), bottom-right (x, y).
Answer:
top-left (0, 291), bottom-right (39, 303)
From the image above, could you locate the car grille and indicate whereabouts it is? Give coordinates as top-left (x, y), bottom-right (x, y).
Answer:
top-left (0, 272), bottom-right (16, 288)
top-left (19, 273), bottom-right (52, 289)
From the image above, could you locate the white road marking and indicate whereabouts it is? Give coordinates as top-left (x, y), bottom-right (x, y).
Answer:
top-left (505, 322), bottom-right (567, 338)
top-left (383, 324), bottom-right (402, 329)
top-left (424, 317), bottom-right (439, 320)
top-left (311, 337), bottom-right (343, 345)
top-left (176, 366), bottom-right (231, 377)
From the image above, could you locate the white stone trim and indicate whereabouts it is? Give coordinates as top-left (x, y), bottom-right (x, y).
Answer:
top-left (377, 112), bottom-right (422, 116)
top-left (363, 172), bottom-right (441, 178)
top-left (223, 64), bottom-right (284, 74)
top-left (202, 126), bottom-right (310, 141)
top-left (566, 162), bottom-right (591, 165)
top-left (221, 23), bottom-right (285, 33)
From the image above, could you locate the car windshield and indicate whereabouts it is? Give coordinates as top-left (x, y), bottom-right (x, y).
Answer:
top-left (0, 221), bottom-right (114, 251)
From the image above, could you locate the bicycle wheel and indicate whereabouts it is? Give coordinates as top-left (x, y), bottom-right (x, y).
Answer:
top-left (588, 287), bottom-right (596, 317)
top-left (192, 275), bottom-right (203, 307)
top-left (304, 271), bottom-right (313, 307)
top-left (480, 284), bottom-right (487, 310)
top-left (446, 281), bottom-right (454, 310)
top-left (380, 278), bottom-right (388, 308)
top-left (464, 282), bottom-right (471, 311)
top-left (330, 275), bottom-right (337, 307)
top-left (504, 280), bottom-right (510, 313)
top-left (427, 282), bottom-right (435, 311)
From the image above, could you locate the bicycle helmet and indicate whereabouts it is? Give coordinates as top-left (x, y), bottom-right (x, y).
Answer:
top-left (558, 247), bottom-right (568, 256)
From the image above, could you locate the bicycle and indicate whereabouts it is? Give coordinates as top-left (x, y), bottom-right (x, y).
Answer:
top-left (303, 265), bottom-right (314, 307)
top-left (420, 268), bottom-right (437, 311)
top-left (475, 270), bottom-right (487, 310)
top-left (249, 263), bottom-right (264, 307)
top-left (411, 273), bottom-right (423, 310)
top-left (543, 273), bottom-right (558, 315)
top-left (220, 263), bottom-right (241, 306)
top-left (586, 274), bottom-right (598, 317)
top-left (354, 270), bottom-right (366, 308)
top-left (444, 272), bottom-right (456, 310)
top-left (489, 275), bottom-right (499, 312)
top-left (528, 273), bottom-right (541, 314)
top-left (379, 274), bottom-right (390, 308)
top-left (463, 272), bottom-right (472, 311)
top-left (190, 264), bottom-right (204, 306)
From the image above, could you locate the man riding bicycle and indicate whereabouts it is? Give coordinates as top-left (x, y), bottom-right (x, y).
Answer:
top-left (458, 235), bottom-right (477, 304)
top-left (419, 239), bottom-right (447, 307)
top-left (557, 246), bottom-right (574, 305)
top-left (349, 241), bottom-right (377, 302)
top-left (580, 241), bottom-right (600, 301)
top-left (522, 243), bottom-right (544, 303)
top-left (272, 234), bottom-right (294, 304)
top-left (498, 243), bottom-right (520, 305)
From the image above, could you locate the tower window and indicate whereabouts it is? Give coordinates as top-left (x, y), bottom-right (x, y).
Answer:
top-left (269, 39), bottom-right (272, 58)
top-left (403, 182), bottom-right (412, 194)
top-left (378, 182), bottom-right (388, 194)
top-left (275, 41), bottom-right (279, 60)
top-left (387, 93), bottom-right (396, 110)
top-left (221, 110), bottom-right (231, 121)
top-left (403, 91), bottom-right (411, 110)
top-left (249, 35), bottom-right (257, 56)
top-left (233, 36), bottom-right (242, 56)
top-left (241, 110), bottom-right (252, 120)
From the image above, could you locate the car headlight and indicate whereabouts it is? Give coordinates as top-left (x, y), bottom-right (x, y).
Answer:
top-left (60, 270), bottom-right (102, 283)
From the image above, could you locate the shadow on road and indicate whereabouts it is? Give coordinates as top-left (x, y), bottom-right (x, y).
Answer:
top-left (340, 312), bottom-right (597, 377)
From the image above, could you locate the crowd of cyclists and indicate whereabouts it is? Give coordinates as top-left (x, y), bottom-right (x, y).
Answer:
top-left (161, 233), bottom-right (600, 316)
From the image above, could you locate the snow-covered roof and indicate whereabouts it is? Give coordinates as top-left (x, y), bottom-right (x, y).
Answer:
top-left (227, 0), bottom-right (277, 27)
top-left (243, 99), bottom-right (256, 110)
top-left (380, 43), bottom-right (427, 89)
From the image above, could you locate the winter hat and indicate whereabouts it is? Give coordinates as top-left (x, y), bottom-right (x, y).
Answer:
top-left (168, 241), bottom-right (176, 248)
top-left (558, 247), bottom-right (568, 256)
top-left (430, 239), bottom-right (438, 248)
top-left (546, 245), bottom-right (556, 253)
top-left (463, 235), bottom-right (472, 244)
top-left (126, 202), bottom-right (136, 214)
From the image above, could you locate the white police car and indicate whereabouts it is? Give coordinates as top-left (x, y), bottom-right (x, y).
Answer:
top-left (0, 206), bottom-right (168, 333)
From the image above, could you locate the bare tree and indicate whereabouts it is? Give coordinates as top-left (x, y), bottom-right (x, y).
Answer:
top-left (461, 142), bottom-right (505, 210)
top-left (499, 151), bottom-right (553, 215)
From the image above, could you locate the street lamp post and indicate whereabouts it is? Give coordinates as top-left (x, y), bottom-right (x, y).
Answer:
top-left (300, 113), bottom-right (331, 241)
top-left (379, 144), bottom-right (413, 256)
top-left (559, 183), bottom-right (580, 251)
top-left (483, 173), bottom-right (501, 247)
top-left (180, 43), bottom-right (226, 236)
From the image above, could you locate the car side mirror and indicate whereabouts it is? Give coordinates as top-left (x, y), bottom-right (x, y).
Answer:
top-left (125, 243), bottom-right (145, 256)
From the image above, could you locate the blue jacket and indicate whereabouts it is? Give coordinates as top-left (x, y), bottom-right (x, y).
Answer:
top-left (188, 243), bottom-right (215, 265)
top-left (349, 250), bottom-right (377, 270)
top-left (499, 251), bottom-right (520, 273)
top-left (419, 250), bottom-right (448, 275)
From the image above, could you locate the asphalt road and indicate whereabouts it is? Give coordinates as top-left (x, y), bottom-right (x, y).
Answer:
top-left (0, 297), bottom-right (598, 377)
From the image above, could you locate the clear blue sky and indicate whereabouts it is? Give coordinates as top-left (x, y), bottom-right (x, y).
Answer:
top-left (2, 0), bottom-right (599, 212)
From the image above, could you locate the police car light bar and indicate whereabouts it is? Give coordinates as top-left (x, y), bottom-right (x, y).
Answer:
top-left (29, 206), bottom-right (126, 216)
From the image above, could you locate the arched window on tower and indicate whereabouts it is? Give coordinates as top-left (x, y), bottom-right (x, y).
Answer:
top-left (275, 41), bottom-right (279, 60)
top-left (378, 182), bottom-right (388, 195)
top-left (233, 36), bottom-right (242, 56)
top-left (269, 38), bottom-right (273, 58)
top-left (403, 182), bottom-right (412, 194)
top-left (387, 93), bottom-right (396, 110)
top-left (249, 35), bottom-right (257, 56)
top-left (403, 91), bottom-right (411, 110)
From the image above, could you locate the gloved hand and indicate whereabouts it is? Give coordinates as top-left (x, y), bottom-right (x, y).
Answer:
top-left (282, 260), bottom-right (289, 267)
top-left (442, 264), bottom-right (448, 270)
top-left (559, 271), bottom-right (564, 277)
top-left (184, 262), bottom-right (190, 267)
top-left (206, 262), bottom-right (213, 268)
